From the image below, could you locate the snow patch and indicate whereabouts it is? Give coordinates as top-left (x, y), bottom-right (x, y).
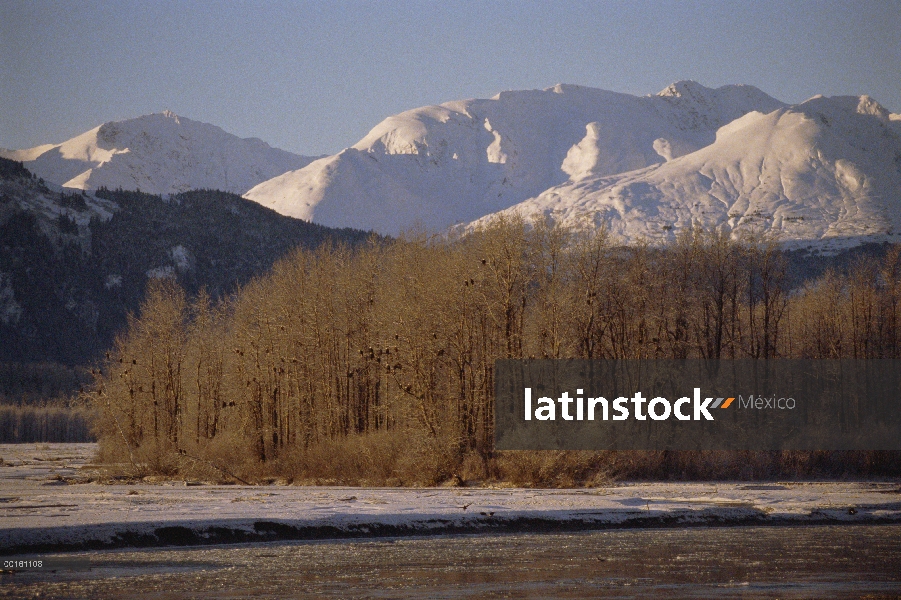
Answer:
top-left (162, 109), bottom-right (181, 124)
top-left (484, 119), bottom-right (508, 164)
top-left (169, 245), bottom-right (193, 272)
top-left (652, 138), bottom-right (674, 162)
top-left (0, 273), bottom-right (22, 324)
top-left (146, 266), bottom-right (176, 279)
top-left (562, 123), bottom-right (603, 180)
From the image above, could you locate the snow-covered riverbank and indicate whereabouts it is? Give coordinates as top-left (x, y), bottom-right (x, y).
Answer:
top-left (2, 444), bottom-right (899, 554)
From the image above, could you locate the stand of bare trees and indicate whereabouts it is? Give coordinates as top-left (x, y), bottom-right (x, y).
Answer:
top-left (89, 219), bottom-right (901, 485)
top-left (0, 405), bottom-right (95, 442)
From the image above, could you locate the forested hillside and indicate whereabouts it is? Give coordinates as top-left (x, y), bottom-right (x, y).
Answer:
top-left (0, 157), bottom-right (380, 367)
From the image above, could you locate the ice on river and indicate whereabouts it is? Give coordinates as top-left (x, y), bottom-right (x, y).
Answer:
top-left (1, 443), bottom-right (899, 553)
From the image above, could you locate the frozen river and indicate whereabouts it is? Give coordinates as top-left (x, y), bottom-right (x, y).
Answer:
top-left (2, 444), bottom-right (900, 597)
top-left (3, 444), bottom-right (901, 553)
top-left (2, 524), bottom-right (900, 598)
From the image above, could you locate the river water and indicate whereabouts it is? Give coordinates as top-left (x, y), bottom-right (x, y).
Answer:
top-left (2, 524), bottom-right (900, 598)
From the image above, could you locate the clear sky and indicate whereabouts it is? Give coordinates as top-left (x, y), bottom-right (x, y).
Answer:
top-left (1, 0), bottom-right (899, 156)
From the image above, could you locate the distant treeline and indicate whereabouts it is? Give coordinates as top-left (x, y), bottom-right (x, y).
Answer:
top-left (90, 219), bottom-right (901, 485)
top-left (0, 362), bottom-right (95, 442)
top-left (0, 405), bottom-right (96, 443)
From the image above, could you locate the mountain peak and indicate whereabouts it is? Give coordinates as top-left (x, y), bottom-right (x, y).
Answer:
top-left (549, 83), bottom-right (586, 94)
top-left (656, 81), bottom-right (779, 109)
top-left (471, 86), bottom-right (901, 251)
top-left (9, 114), bottom-right (314, 195)
top-left (657, 80), bottom-right (711, 99)
top-left (799, 94), bottom-right (893, 124)
top-left (855, 95), bottom-right (892, 121)
top-left (247, 81), bottom-right (786, 234)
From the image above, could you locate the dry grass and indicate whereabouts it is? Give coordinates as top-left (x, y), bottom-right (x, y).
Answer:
top-left (90, 440), bottom-right (901, 487)
top-left (274, 431), bottom-right (461, 486)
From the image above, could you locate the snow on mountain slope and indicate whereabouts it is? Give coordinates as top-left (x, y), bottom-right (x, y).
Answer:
top-left (472, 94), bottom-right (901, 250)
top-left (0, 144), bottom-right (56, 163)
top-left (244, 82), bottom-right (784, 234)
top-left (0, 112), bottom-right (315, 195)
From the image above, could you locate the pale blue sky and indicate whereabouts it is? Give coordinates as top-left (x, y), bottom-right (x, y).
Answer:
top-left (1, 0), bottom-right (899, 156)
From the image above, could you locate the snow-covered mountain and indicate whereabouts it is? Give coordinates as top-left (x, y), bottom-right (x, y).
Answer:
top-left (244, 82), bottom-right (785, 234)
top-left (1, 112), bottom-right (316, 196)
top-left (473, 94), bottom-right (901, 250)
top-left (9, 83), bottom-right (897, 247)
